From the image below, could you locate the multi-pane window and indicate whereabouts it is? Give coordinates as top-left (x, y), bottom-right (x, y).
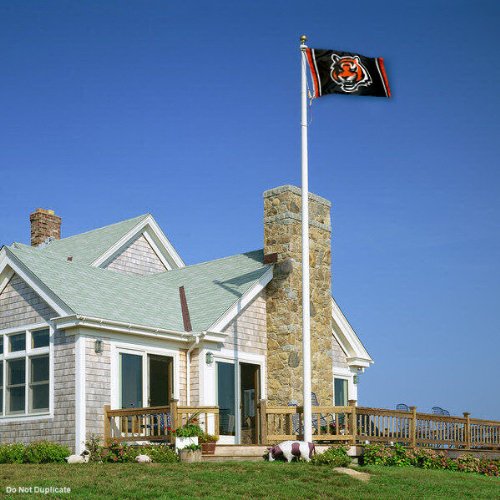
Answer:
top-left (0, 328), bottom-right (50, 416)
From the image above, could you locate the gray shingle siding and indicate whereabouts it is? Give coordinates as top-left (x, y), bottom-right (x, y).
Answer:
top-left (105, 234), bottom-right (167, 276)
top-left (222, 292), bottom-right (267, 356)
top-left (85, 338), bottom-right (111, 438)
top-left (0, 274), bottom-right (76, 449)
top-left (0, 274), bottom-right (54, 329)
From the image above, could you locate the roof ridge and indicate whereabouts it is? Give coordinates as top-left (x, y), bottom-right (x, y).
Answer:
top-left (147, 249), bottom-right (265, 278)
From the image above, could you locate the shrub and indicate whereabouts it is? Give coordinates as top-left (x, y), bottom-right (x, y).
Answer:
top-left (100, 440), bottom-right (135, 463)
top-left (0, 442), bottom-right (70, 464)
top-left (199, 433), bottom-right (218, 444)
top-left (181, 443), bottom-right (202, 451)
top-left (456, 454), bottom-right (480, 473)
top-left (174, 424), bottom-right (204, 438)
top-left (361, 444), bottom-right (499, 477)
top-left (311, 446), bottom-right (351, 467)
top-left (361, 444), bottom-right (393, 466)
top-left (99, 441), bottom-right (179, 464)
top-left (136, 444), bottom-right (179, 463)
top-left (479, 459), bottom-right (499, 477)
top-left (85, 434), bottom-right (103, 463)
top-left (23, 441), bottom-right (71, 464)
top-left (0, 443), bottom-right (26, 464)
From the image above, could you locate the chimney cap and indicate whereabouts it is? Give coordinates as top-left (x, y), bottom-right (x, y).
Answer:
top-left (32, 208), bottom-right (58, 217)
top-left (263, 185), bottom-right (331, 207)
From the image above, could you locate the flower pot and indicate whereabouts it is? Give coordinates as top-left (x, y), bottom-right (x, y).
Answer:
top-left (175, 436), bottom-right (199, 452)
top-left (201, 442), bottom-right (216, 455)
top-left (179, 449), bottom-right (202, 463)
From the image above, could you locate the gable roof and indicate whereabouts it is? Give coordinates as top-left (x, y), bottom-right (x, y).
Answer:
top-left (6, 244), bottom-right (272, 334)
top-left (32, 214), bottom-right (150, 265)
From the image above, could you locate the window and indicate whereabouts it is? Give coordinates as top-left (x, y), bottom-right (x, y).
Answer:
top-left (7, 359), bottom-right (25, 414)
top-left (32, 329), bottom-right (49, 349)
top-left (9, 333), bottom-right (25, 353)
top-left (334, 378), bottom-right (348, 407)
top-left (29, 355), bottom-right (49, 412)
top-left (0, 327), bottom-right (51, 417)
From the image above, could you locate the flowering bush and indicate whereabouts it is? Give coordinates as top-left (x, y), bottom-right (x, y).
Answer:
top-left (100, 440), bottom-right (133, 463)
top-left (89, 437), bottom-right (178, 464)
top-left (362, 444), bottom-right (499, 477)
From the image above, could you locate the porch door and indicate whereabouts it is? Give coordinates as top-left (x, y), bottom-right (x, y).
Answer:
top-left (240, 363), bottom-right (260, 445)
top-left (216, 362), bottom-right (236, 443)
top-left (148, 354), bottom-right (173, 407)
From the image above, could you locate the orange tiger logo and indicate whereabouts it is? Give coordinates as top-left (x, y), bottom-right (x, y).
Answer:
top-left (330, 54), bottom-right (372, 93)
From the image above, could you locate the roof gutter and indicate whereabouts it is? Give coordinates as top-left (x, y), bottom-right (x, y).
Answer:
top-left (52, 314), bottom-right (194, 342)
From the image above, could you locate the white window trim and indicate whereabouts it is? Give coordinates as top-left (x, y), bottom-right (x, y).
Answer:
top-left (110, 341), bottom-right (180, 410)
top-left (202, 348), bottom-right (265, 445)
top-left (333, 366), bottom-right (358, 404)
top-left (0, 322), bottom-right (54, 422)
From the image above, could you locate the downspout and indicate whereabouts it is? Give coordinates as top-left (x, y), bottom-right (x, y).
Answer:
top-left (186, 335), bottom-right (199, 406)
top-left (186, 331), bottom-right (206, 406)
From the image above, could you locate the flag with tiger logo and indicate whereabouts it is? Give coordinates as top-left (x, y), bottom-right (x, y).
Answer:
top-left (305, 48), bottom-right (391, 98)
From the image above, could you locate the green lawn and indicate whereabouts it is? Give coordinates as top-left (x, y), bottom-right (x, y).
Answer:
top-left (0, 463), bottom-right (498, 499)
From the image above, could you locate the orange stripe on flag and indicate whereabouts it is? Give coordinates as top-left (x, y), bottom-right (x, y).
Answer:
top-left (377, 58), bottom-right (391, 97)
top-left (305, 48), bottom-right (320, 98)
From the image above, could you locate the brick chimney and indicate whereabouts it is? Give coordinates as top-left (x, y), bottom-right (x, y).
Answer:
top-left (264, 185), bottom-right (333, 405)
top-left (30, 208), bottom-right (61, 246)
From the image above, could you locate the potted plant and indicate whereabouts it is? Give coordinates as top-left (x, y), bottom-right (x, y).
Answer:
top-left (199, 433), bottom-right (218, 455)
top-left (178, 443), bottom-right (202, 463)
top-left (174, 423), bottom-right (203, 452)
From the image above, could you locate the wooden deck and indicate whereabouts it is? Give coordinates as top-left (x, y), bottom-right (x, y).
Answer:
top-left (103, 400), bottom-right (500, 451)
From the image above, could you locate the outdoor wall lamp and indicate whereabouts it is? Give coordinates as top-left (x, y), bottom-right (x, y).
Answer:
top-left (94, 339), bottom-right (103, 354)
top-left (205, 352), bottom-right (214, 365)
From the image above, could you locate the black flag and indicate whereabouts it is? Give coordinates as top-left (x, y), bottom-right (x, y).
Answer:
top-left (305, 48), bottom-right (391, 98)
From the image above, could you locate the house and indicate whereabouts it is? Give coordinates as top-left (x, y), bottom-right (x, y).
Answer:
top-left (0, 185), bottom-right (372, 452)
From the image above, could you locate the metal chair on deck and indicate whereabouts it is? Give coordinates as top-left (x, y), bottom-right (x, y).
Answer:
top-left (432, 407), bottom-right (451, 448)
top-left (395, 403), bottom-right (410, 442)
top-left (288, 393), bottom-right (330, 436)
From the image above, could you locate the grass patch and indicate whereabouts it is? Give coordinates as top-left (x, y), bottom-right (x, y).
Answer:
top-left (0, 462), bottom-right (498, 499)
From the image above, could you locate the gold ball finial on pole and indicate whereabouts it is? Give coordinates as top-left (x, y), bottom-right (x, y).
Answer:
top-left (300, 35), bottom-right (307, 45)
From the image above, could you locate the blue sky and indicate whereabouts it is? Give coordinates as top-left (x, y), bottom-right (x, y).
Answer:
top-left (1, 1), bottom-right (499, 419)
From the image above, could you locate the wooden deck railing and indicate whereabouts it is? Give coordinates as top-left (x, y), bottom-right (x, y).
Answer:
top-left (260, 400), bottom-right (500, 450)
top-left (103, 399), bottom-right (499, 450)
top-left (103, 400), bottom-right (219, 445)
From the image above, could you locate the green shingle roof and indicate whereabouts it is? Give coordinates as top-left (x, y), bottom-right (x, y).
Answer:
top-left (7, 242), bottom-right (270, 333)
top-left (34, 214), bottom-right (150, 265)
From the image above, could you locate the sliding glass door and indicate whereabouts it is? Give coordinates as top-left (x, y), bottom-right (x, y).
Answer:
top-left (119, 352), bottom-right (173, 409)
top-left (120, 353), bottom-right (143, 409)
top-left (217, 362), bottom-right (236, 439)
top-left (216, 360), bottom-right (261, 444)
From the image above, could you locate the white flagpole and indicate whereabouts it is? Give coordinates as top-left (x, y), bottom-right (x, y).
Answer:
top-left (300, 34), bottom-right (312, 443)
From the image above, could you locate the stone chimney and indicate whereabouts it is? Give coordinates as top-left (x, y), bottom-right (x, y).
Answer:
top-left (30, 208), bottom-right (61, 246)
top-left (264, 185), bottom-right (333, 405)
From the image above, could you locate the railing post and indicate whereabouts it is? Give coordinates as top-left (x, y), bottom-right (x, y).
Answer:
top-left (170, 399), bottom-right (179, 444)
top-left (409, 406), bottom-right (417, 448)
top-left (259, 399), bottom-right (268, 445)
top-left (463, 412), bottom-right (471, 449)
top-left (348, 400), bottom-right (357, 445)
top-left (103, 404), bottom-right (111, 446)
